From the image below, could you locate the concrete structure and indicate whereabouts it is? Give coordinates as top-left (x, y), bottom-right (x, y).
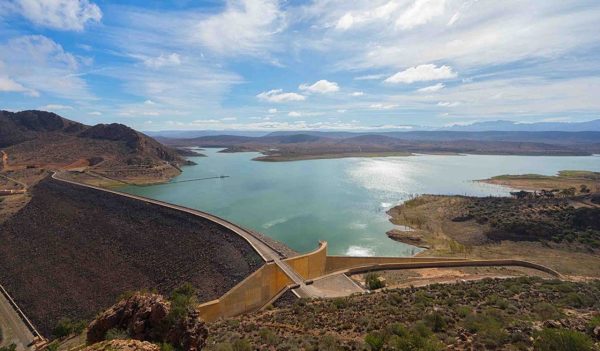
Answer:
top-left (282, 241), bottom-right (327, 280)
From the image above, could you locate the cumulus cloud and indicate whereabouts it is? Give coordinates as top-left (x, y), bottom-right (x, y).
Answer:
top-left (268, 108), bottom-right (278, 113)
top-left (256, 89), bottom-right (306, 102)
top-left (396, 0), bottom-right (446, 30)
top-left (350, 91), bottom-right (364, 96)
top-left (193, 0), bottom-right (285, 56)
top-left (12, 0), bottom-right (102, 31)
top-left (299, 80), bottom-right (340, 94)
top-left (417, 83), bottom-right (444, 92)
top-left (385, 64), bottom-right (456, 84)
top-left (288, 111), bottom-right (301, 117)
top-left (143, 53), bottom-right (181, 68)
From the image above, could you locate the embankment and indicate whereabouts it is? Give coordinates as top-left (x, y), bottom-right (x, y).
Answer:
top-left (0, 176), bottom-right (263, 337)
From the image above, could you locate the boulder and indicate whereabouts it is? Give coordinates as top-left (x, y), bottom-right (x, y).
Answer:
top-left (86, 293), bottom-right (207, 351)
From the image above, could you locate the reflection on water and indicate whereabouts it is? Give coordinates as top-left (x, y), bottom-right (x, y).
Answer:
top-left (120, 149), bottom-right (600, 257)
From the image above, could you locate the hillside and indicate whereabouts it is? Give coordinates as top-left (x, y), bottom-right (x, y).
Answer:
top-left (0, 110), bottom-right (189, 184)
top-left (207, 277), bottom-right (600, 350)
top-left (0, 176), bottom-right (263, 337)
top-left (159, 131), bottom-right (600, 161)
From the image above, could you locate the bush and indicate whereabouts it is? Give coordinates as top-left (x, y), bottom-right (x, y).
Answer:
top-left (365, 331), bottom-right (385, 350)
top-left (533, 302), bottom-right (562, 320)
top-left (52, 318), bottom-right (87, 339)
top-left (533, 328), bottom-right (593, 351)
top-left (463, 311), bottom-right (508, 348)
top-left (423, 312), bottom-right (447, 333)
top-left (168, 283), bottom-right (198, 324)
top-left (159, 343), bottom-right (175, 351)
top-left (0, 344), bottom-right (16, 351)
top-left (365, 273), bottom-right (385, 290)
top-left (105, 328), bottom-right (128, 340)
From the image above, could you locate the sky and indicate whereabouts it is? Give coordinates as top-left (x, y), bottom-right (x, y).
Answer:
top-left (0, 0), bottom-right (599, 131)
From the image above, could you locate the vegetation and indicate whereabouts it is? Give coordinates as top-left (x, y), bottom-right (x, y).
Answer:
top-left (0, 344), bottom-right (16, 351)
top-left (207, 277), bottom-right (600, 350)
top-left (365, 272), bottom-right (386, 290)
top-left (453, 196), bottom-right (600, 249)
top-left (533, 328), bottom-right (594, 351)
top-left (52, 318), bottom-right (87, 339)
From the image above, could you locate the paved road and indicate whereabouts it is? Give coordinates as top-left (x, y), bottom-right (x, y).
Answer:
top-left (0, 289), bottom-right (34, 351)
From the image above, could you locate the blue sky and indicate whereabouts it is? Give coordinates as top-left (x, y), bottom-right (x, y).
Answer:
top-left (1, 0), bottom-right (599, 131)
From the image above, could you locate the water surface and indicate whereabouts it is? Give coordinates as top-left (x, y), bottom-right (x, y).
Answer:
top-left (120, 149), bottom-right (600, 256)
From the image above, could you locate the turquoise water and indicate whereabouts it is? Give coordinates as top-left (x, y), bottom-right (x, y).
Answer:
top-left (119, 149), bottom-right (600, 256)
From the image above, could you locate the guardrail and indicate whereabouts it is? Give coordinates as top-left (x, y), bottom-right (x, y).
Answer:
top-left (0, 282), bottom-right (45, 341)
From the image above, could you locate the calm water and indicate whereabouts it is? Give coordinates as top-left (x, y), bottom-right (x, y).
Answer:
top-left (119, 149), bottom-right (600, 256)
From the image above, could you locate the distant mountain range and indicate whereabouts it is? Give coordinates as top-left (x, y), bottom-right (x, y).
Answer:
top-left (146, 119), bottom-right (600, 138)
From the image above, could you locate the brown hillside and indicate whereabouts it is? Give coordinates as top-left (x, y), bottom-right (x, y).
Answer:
top-left (0, 110), bottom-right (187, 183)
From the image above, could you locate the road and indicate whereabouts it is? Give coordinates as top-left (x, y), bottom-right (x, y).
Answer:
top-left (0, 287), bottom-right (34, 351)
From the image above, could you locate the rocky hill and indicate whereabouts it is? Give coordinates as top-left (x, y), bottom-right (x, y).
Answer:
top-left (0, 110), bottom-right (188, 184)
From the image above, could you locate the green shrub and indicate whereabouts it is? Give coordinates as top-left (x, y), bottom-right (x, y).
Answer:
top-left (533, 328), bottom-right (593, 351)
top-left (258, 328), bottom-right (278, 345)
top-left (159, 342), bottom-right (175, 351)
top-left (167, 282), bottom-right (197, 327)
top-left (364, 331), bottom-right (385, 350)
top-left (423, 312), bottom-right (447, 333)
top-left (105, 328), bottom-right (128, 340)
top-left (0, 344), bottom-right (16, 351)
top-left (463, 311), bottom-right (508, 348)
top-left (52, 318), bottom-right (87, 339)
top-left (533, 302), bottom-right (562, 320)
top-left (365, 273), bottom-right (385, 290)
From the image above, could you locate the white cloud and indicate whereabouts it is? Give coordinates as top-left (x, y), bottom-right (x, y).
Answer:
top-left (0, 35), bottom-right (92, 100)
top-left (88, 111), bottom-right (102, 116)
top-left (437, 101), bottom-right (460, 107)
top-left (256, 89), bottom-right (306, 102)
top-left (299, 80), bottom-right (340, 94)
top-left (337, 109), bottom-right (347, 113)
top-left (417, 83), bottom-right (444, 92)
top-left (193, 0), bottom-right (285, 56)
top-left (143, 53), bottom-right (181, 69)
top-left (40, 104), bottom-right (72, 110)
top-left (370, 103), bottom-right (399, 110)
top-left (222, 117), bottom-right (237, 121)
top-left (354, 74), bottom-right (386, 80)
top-left (288, 111), bottom-right (301, 117)
top-left (350, 91), bottom-right (364, 96)
top-left (447, 11), bottom-right (460, 26)
top-left (335, 1), bottom-right (400, 31)
top-left (396, 0), bottom-right (446, 30)
top-left (385, 64), bottom-right (456, 84)
top-left (13, 0), bottom-right (102, 31)
top-left (268, 108), bottom-right (278, 113)
top-left (0, 75), bottom-right (38, 96)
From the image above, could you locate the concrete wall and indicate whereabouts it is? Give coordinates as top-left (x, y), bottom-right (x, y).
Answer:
top-left (197, 262), bottom-right (293, 322)
top-left (283, 241), bottom-right (328, 280)
top-left (325, 256), bottom-right (467, 274)
top-left (324, 258), bottom-right (561, 278)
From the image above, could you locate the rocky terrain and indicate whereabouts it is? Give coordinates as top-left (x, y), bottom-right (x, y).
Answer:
top-left (0, 110), bottom-right (188, 184)
top-left (0, 176), bottom-right (263, 337)
top-left (206, 277), bottom-right (600, 350)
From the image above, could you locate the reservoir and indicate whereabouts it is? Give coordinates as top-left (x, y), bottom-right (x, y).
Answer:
top-left (120, 149), bottom-right (600, 256)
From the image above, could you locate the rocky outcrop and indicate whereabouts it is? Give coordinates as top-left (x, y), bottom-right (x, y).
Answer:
top-left (87, 293), bottom-right (170, 343)
top-left (87, 293), bottom-right (207, 351)
top-left (82, 340), bottom-right (160, 351)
